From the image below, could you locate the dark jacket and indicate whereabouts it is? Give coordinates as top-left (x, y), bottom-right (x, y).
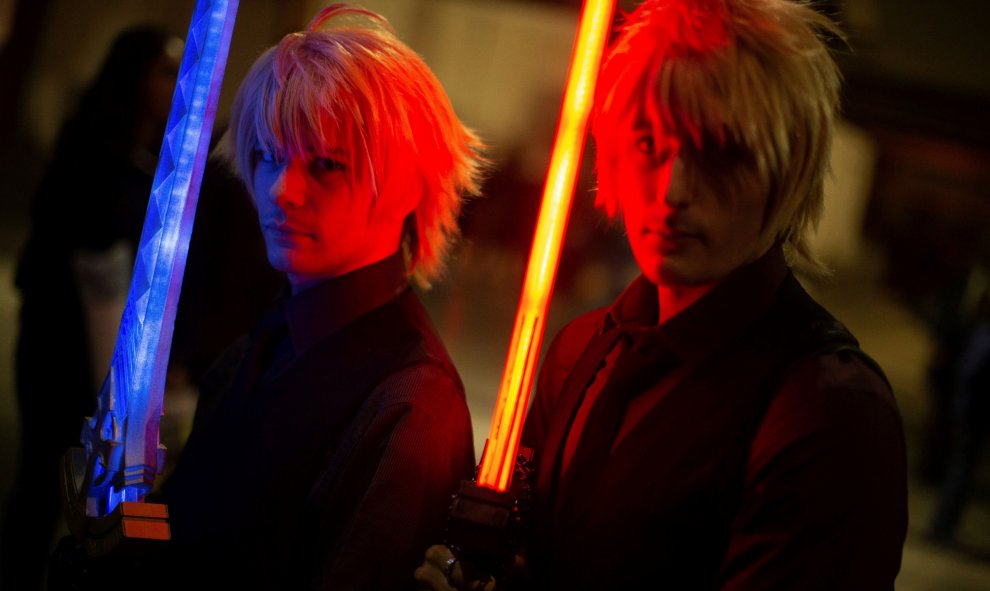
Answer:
top-left (521, 246), bottom-right (908, 590)
top-left (162, 254), bottom-right (475, 590)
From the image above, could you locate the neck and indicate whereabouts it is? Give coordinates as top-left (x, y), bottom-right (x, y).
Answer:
top-left (656, 281), bottom-right (715, 324)
top-left (288, 245), bottom-right (404, 295)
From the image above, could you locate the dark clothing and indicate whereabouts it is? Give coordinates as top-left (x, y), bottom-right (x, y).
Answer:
top-left (928, 319), bottom-right (990, 541)
top-left (2, 112), bottom-right (152, 591)
top-left (170, 154), bottom-right (283, 386)
top-left (161, 254), bottom-right (475, 590)
top-left (521, 246), bottom-right (908, 590)
top-left (5, 105), bottom-right (275, 587)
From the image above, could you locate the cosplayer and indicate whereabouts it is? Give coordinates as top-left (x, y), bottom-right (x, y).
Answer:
top-left (158, 4), bottom-right (484, 589)
top-left (417, 0), bottom-right (907, 589)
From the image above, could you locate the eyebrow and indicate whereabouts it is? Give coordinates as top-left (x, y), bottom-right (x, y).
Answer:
top-left (631, 118), bottom-right (653, 133)
top-left (314, 147), bottom-right (350, 159)
top-left (630, 119), bottom-right (681, 148)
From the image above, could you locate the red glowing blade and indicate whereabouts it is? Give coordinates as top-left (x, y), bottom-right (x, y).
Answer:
top-left (477, 0), bottom-right (616, 492)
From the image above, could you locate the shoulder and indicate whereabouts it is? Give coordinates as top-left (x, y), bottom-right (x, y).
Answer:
top-left (779, 349), bottom-right (898, 418)
top-left (350, 361), bottom-right (474, 475)
top-left (751, 276), bottom-right (905, 461)
top-left (760, 277), bottom-right (897, 422)
top-left (794, 345), bottom-right (894, 396)
top-left (340, 289), bottom-right (465, 405)
top-left (771, 277), bottom-right (897, 416)
top-left (371, 361), bottom-right (468, 422)
top-left (730, 349), bottom-right (908, 589)
top-left (752, 346), bottom-right (905, 470)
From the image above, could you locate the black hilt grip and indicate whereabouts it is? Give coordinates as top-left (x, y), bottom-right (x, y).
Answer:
top-left (443, 448), bottom-right (534, 576)
top-left (445, 481), bottom-right (518, 571)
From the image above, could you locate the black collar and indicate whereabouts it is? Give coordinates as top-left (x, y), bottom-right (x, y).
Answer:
top-left (283, 251), bottom-right (409, 356)
top-left (604, 245), bottom-right (789, 367)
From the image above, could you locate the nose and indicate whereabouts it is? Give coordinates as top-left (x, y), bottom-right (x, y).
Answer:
top-left (270, 158), bottom-right (307, 210)
top-left (661, 158), bottom-right (689, 208)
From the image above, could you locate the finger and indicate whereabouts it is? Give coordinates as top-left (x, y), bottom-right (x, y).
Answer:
top-left (458, 565), bottom-right (495, 591)
top-left (414, 563), bottom-right (456, 591)
top-left (424, 544), bottom-right (455, 569)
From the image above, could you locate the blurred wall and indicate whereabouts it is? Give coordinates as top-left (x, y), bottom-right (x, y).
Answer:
top-left (17, 0), bottom-right (322, 151)
top-left (0, 0), bottom-right (14, 49)
top-left (844, 0), bottom-right (990, 97)
top-left (16, 0), bottom-right (585, 156)
top-left (3, 0), bottom-right (582, 219)
top-left (308, 0), bottom-right (579, 157)
top-left (4, 0), bottom-right (988, 273)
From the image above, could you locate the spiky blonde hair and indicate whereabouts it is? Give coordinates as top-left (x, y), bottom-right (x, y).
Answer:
top-left (593, 0), bottom-right (843, 273)
top-left (223, 3), bottom-right (485, 287)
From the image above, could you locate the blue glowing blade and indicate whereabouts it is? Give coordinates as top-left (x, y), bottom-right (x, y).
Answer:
top-left (79, 0), bottom-right (239, 516)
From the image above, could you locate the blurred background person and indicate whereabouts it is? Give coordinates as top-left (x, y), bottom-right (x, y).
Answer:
top-left (927, 261), bottom-right (990, 549)
top-left (0, 24), bottom-right (182, 591)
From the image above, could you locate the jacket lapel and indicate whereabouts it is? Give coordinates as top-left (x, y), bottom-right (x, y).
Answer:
top-left (536, 327), bottom-right (623, 513)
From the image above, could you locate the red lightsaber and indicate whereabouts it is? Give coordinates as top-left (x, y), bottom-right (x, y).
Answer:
top-left (477, 0), bottom-right (616, 492)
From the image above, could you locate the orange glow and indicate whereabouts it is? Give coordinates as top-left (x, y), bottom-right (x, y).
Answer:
top-left (477, 0), bottom-right (616, 492)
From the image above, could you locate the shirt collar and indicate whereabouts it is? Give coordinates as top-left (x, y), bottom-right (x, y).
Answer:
top-left (604, 244), bottom-right (789, 366)
top-left (283, 251), bottom-right (409, 356)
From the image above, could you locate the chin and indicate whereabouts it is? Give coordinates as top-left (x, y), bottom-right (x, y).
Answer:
top-left (266, 253), bottom-right (299, 276)
top-left (657, 263), bottom-right (707, 287)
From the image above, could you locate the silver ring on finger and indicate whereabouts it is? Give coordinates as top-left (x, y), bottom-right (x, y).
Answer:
top-left (442, 555), bottom-right (458, 579)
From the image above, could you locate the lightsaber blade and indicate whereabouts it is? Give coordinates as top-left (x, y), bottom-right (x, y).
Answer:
top-left (72, 0), bottom-right (239, 520)
top-left (476, 0), bottom-right (616, 492)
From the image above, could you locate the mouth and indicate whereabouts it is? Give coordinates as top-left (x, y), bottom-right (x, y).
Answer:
top-left (265, 224), bottom-right (312, 245)
top-left (661, 216), bottom-right (703, 240)
top-left (659, 228), bottom-right (701, 242)
top-left (641, 224), bottom-right (701, 240)
top-left (644, 219), bottom-right (703, 253)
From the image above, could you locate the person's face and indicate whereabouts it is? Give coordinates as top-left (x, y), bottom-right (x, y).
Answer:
top-left (251, 142), bottom-right (404, 293)
top-left (612, 117), bottom-right (772, 289)
top-left (142, 39), bottom-right (182, 123)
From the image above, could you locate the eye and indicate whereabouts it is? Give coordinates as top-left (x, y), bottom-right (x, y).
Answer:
top-left (311, 157), bottom-right (347, 174)
top-left (634, 133), bottom-right (679, 166)
top-left (253, 147), bottom-right (279, 166)
top-left (635, 135), bottom-right (655, 156)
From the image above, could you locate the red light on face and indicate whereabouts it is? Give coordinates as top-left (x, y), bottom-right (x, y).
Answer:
top-left (252, 150), bottom-right (403, 293)
top-left (476, 0), bottom-right (617, 492)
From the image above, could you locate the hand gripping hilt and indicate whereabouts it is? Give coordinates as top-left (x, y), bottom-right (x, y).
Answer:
top-left (444, 447), bottom-right (534, 578)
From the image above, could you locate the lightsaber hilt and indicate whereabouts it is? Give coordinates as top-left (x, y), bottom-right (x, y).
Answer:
top-left (445, 447), bottom-right (534, 577)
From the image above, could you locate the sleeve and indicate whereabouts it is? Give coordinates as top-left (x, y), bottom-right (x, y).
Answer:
top-left (716, 351), bottom-right (909, 591)
top-left (313, 363), bottom-right (475, 591)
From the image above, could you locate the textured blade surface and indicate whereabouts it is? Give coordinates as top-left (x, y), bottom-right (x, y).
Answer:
top-left (79, 0), bottom-right (240, 516)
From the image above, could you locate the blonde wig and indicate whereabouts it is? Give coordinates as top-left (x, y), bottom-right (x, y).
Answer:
top-left (593, 0), bottom-right (843, 273)
top-left (224, 3), bottom-right (485, 286)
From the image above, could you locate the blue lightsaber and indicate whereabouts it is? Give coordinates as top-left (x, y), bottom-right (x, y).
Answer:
top-left (61, 0), bottom-right (239, 551)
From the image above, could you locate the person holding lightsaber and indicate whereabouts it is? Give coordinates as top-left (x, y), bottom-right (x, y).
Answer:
top-left (418, 0), bottom-right (907, 589)
top-left (150, 4), bottom-right (483, 589)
